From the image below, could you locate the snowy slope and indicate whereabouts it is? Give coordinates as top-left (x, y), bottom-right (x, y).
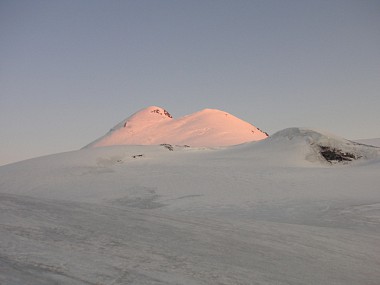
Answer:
top-left (355, 138), bottom-right (380, 147)
top-left (85, 106), bottom-right (268, 148)
top-left (1, 128), bottom-right (380, 284)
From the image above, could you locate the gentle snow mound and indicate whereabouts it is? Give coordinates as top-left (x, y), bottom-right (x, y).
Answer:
top-left (266, 128), bottom-right (379, 163)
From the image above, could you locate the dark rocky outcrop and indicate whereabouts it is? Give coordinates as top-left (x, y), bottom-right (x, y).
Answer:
top-left (319, 146), bottom-right (359, 163)
top-left (160, 144), bottom-right (174, 151)
top-left (151, 108), bottom-right (173, 118)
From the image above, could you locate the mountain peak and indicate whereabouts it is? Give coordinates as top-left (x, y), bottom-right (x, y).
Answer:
top-left (136, 106), bottom-right (173, 119)
top-left (85, 106), bottom-right (268, 148)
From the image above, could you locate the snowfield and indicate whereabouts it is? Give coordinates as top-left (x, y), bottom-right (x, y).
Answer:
top-left (355, 138), bottom-right (380, 147)
top-left (1, 128), bottom-right (380, 284)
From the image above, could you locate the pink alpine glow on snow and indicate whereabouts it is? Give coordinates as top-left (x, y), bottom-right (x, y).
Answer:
top-left (85, 106), bottom-right (268, 148)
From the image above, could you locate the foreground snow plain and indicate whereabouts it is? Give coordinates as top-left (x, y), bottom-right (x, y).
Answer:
top-left (1, 128), bottom-right (380, 284)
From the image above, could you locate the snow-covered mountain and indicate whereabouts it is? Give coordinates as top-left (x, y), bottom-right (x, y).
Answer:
top-left (85, 106), bottom-right (268, 148)
top-left (1, 127), bottom-right (380, 284)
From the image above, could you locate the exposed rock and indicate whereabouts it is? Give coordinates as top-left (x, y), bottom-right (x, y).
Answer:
top-left (150, 108), bottom-right (173, 118)
top-left (132, 154), bottom-right (144, 159)
top-left (319, 146), bottom-right (359, 163)
top-left (160, 144), bottom-right (174, 151)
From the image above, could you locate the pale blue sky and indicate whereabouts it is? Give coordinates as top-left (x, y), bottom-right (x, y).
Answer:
top-left (1, 0), bottom-right (380, 165)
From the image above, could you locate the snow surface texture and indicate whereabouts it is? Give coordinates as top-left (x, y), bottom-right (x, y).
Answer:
top-left (355, 138), bottom-right (380, 147)
top-left (1, 128), bottom-right (380, 284)
top-left (84, 106), bottom-right (268, 148)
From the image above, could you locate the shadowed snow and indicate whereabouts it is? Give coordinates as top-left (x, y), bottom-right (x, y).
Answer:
top-left (1, 128), bottom-right (380, 284)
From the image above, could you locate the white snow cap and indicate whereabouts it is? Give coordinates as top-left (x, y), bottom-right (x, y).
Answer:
top-left (85, 106), bottom-right (268, 148)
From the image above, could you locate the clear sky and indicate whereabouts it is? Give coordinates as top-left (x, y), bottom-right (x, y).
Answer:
top-left (1, 0), bottom-right (380, 165)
